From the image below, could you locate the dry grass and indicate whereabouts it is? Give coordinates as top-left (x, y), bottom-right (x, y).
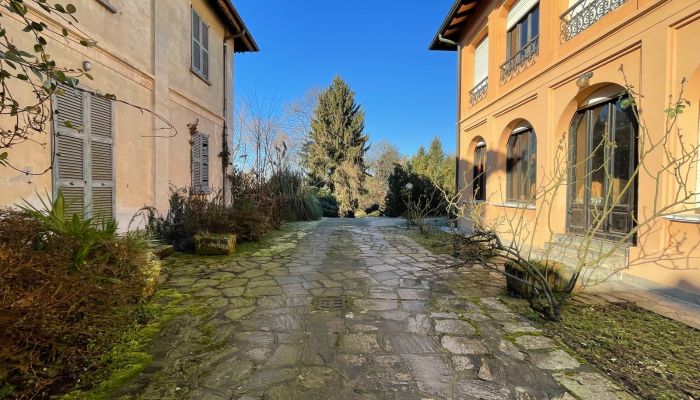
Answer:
top-left (0, 209), bottom-right (155, 399)
top-left (518, 301), bottom-right (700, 400)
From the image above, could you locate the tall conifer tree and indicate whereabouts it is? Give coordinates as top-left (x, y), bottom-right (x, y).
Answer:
top-left (304, 77), bottom-right (369, 216)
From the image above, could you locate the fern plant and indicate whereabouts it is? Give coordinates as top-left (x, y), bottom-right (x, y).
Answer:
top-left (19, 191), bottom-right (117, 268)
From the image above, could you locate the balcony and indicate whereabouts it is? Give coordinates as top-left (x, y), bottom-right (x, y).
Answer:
top-left (469, 78), bottom-right (488, 105)
top-left (561, 0), bottom-right (628, 42)
top-left (500, 36), bottom-right (539, 83)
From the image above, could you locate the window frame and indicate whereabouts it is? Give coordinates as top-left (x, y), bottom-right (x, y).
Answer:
top-left (473, 142), bottom-right (487, 201)
top-left (51, 86), bottom-right (115, 220)
top-left (191, 131), bottom-right (210, 194)
top-left (191, 8), bottom-right (210, 82)
top-left (506, 4), bottom-right (539, 59)
top-left (506, 127), bottom-right (537, 203)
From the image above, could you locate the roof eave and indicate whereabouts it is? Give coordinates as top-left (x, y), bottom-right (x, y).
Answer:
top-left (428, 0), bottom-right (478, 51)
top-left (209, 0), bottom-right (260, 53)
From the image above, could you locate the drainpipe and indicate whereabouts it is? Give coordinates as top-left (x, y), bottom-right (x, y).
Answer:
top-left (222, 29), bottom-right (247, 205)
top-left (439, 35), bottom-right (462, 200)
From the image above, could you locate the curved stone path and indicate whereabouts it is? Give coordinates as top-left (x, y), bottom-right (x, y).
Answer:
top-left (115, 218), bottom-right (632, 400)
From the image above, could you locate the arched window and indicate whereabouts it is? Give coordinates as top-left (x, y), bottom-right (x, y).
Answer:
top-left (473, 141), bottom-right (487, 201)
top-left (506, 125), bottom-right (536, 202)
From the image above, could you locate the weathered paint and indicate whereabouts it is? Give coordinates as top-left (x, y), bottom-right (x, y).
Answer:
top-left (0, 0), bottom-right (248, 228)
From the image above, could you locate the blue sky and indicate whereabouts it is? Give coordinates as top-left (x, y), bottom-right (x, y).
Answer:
top-left (232, 0), bottom-right (457, 156)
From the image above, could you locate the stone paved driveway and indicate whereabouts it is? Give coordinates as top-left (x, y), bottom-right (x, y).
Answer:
top-left (116, 218), bottom-right (632, 400)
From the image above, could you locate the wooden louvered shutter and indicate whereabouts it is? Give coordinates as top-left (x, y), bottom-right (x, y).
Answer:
top-left (200, 134), bottom-right (209, 191)
top-left (192, 9), bottom-right (202, 74)
top-left (89, 94), bottom-right (114, 219)
top-left (201, 22), bottom-right (209, 80)
top-left (191, 133), bottom-right (202, 192)
top-left (54, 88), bottom-right (86, 217)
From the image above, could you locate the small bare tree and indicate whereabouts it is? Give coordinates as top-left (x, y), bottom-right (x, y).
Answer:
top-left (445, 69), bottom-right (698, 320)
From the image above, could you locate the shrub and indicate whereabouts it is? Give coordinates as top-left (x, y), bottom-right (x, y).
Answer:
top-left (270, 169), bottom-right (323, 221)
top-left (314, 186), bottom-right (340, 217)
top-left (384, 164), bottom-right (446, 218)
top-left (0, 196), bottom-right (156, 399)
top-left (147, 188), bottom-right (279, 252)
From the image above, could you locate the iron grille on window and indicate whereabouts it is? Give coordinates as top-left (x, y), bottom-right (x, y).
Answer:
top-left (560, 0), bottom-right (628, 42)
top-left (469, 78), bottom-right (488, 105)
top-left (500, 36), bottom-right (539, 84)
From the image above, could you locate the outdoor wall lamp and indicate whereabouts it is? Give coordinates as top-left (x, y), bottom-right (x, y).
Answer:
top-left (576, 72), bottom-right (593, 88)
top-left (82, 60), bottom-right (93, 72)
top-left (405, 183), bottom-right (414, 191)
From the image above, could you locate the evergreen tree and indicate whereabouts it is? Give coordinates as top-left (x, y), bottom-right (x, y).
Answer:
top-left (412, 146), bottom-right (428, 176)
top-left (410, 137), bottom-right (456, 193)
top-left (303, 76), bottom-right (369, 216)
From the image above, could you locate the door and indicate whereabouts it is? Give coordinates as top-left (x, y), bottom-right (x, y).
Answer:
top-left (567, 96), bottom-right (637, 242)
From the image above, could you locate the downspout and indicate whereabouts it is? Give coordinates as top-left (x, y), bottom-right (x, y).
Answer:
top-left (439, 34), bottom-right (462, 198)
top-left (222, 29), bottom-right (247, 204)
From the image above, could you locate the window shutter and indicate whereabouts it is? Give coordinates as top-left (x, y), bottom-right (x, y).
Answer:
top-left (507, 0), bottom-right (539, 30)
top-left (89, 94), bottom-right (114, 219)
top-left (473, 36), bottom-right (489, 85)
top-left (201, 23), bottom-right (209, 80)
top-left (201, 134), bottom-right (209, 190)
top-left (54, 89), bottom-right (86, 217)
top-left (191, 133), bottom-right (202, 192)
top-left (191, 9), bottom-right (202, 74)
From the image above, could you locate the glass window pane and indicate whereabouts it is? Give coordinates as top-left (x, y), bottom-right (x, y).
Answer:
top-left (572, 112), bottom-right (587, 203)
top-left (507, 135), bottom-right (518, 200)
top-left (612, 101), bottom-right (635, 204)
top-left (590, 105), bottom-right (609, 206)
top-left (531, 6), bottom-right (540, 39)
top-left (527, 130), bottom-right (537, 199)
top-left (519, 20), bottom-right (529, 50)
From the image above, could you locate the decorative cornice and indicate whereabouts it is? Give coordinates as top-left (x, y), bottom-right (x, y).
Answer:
top-left (493, 93), bottom-right (538, 118)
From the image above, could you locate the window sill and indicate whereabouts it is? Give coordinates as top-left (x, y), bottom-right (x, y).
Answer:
top-left (95, 0), bottom-right (117, 13)
top-left (490, 201), bottom-right (535, 210)
top-left (663, 213), bottom-right (700, 224)
top-left (191, 69), bottom-right (212, 86)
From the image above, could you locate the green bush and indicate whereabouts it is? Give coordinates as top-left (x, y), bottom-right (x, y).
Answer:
top-left (384, 164), bottom-right (446, 217)
top-left (270, 169), bottom-right (323, 221)
top-left (314, 186), bottom-right (340, 217)
top-left (19, 192), bottom-right (118, 268)
top-left (0, 195), bottom-right (156, 399)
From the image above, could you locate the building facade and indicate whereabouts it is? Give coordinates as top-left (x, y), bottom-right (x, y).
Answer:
top-left (431, 0), bottom-right (700, 302)
top-left (0, 0), bottom-right (257, 227)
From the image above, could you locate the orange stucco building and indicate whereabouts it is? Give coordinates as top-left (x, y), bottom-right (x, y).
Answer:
top-left (431, 0), bottom-right (700, 303)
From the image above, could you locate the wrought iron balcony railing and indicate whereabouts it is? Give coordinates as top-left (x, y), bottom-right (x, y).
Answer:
top-left (560, 0), bottom-right (628, 42)
top-left (469, 78), bottom-right (488, 105)
top-left (500, 36), bottom-right (539, 83)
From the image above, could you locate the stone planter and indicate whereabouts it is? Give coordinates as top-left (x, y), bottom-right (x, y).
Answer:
top-left (194, 233), bottom-right (237, 256)
top-left (505, 261), bottom-right (565, 299)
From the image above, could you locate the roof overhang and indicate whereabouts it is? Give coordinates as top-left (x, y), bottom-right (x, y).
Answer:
top-left (208, 0), bottom-right (259, 53)
top-left (429, 0), bottom-right (479, 51)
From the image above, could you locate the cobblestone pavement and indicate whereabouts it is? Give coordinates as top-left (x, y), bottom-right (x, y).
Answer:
top-left (116, 218), bottom-right (633, 400)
